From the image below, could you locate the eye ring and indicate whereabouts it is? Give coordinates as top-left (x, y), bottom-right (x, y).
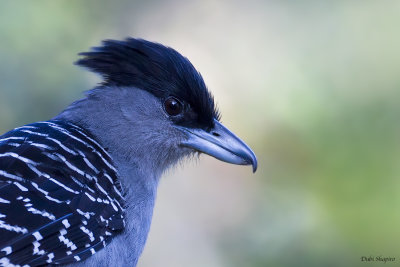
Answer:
top-left (164, 96), bottom-right (183, 116)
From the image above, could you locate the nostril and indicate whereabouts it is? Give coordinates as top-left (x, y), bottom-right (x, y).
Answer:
top-left (212, 132), bottom-right (220, 137)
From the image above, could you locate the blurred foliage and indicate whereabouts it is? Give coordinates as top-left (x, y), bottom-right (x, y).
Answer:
top-left (0, 1), bottom-right (399, 267)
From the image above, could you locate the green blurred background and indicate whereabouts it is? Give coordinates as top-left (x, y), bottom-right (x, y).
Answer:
top-left (1, 1), bottom-right (399, 266)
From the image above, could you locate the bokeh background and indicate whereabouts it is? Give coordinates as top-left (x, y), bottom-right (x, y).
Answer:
top-left (1, 1), bottom-right (399, 266)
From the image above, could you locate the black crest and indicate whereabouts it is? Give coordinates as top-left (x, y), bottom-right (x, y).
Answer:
top-left (76, 38), bottom-right (220, 127)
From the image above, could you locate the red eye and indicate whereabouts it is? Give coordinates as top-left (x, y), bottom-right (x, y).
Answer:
top-left (164, 97), bottom-right (183, 116)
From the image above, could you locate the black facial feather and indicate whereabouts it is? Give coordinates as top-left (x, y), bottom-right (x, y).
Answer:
top-left (75, 38), bottom-right (220, 128)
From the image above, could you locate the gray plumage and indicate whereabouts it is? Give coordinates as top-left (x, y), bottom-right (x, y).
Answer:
top-left (0, 38), bottom-right (257, 266)
top-left (56, 88), bottom-right (186, 265)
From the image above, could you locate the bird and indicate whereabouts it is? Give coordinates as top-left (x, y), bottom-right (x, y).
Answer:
top-left (0, 38), bottom-right (257, 266)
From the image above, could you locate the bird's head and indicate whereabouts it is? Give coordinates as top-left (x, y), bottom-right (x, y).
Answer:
top-left (64, 38), bottom-right (257, 176)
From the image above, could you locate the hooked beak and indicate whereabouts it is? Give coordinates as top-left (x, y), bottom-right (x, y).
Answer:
top-left (176, 119), bottom-right (258, 172)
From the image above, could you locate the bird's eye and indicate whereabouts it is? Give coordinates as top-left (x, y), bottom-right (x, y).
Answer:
top-left (164, 96), bottom-right (183, 116)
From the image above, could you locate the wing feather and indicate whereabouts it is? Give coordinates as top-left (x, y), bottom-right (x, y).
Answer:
top-left (0, 120), bottom-right (125, 266)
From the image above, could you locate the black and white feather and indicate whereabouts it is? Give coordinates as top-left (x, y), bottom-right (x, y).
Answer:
top-left (0, 120), bottom-right (125, 266)
top-left (0, 37), bottom-right (257, 267)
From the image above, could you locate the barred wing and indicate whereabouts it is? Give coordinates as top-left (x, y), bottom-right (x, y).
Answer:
top-left (0, 120), bottom-right (125, 266)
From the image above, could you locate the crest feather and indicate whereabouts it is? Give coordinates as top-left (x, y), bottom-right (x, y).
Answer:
top-left (76, 38), bottom-right (220, 126)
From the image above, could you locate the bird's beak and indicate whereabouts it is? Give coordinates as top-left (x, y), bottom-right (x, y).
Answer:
top-left (177, 119), bottom-right (257, 172)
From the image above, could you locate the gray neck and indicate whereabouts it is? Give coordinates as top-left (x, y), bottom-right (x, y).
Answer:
top-left (55, 87), bottom-right (185, 265)
top-left (55, 87), bottom-right (182, 183)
